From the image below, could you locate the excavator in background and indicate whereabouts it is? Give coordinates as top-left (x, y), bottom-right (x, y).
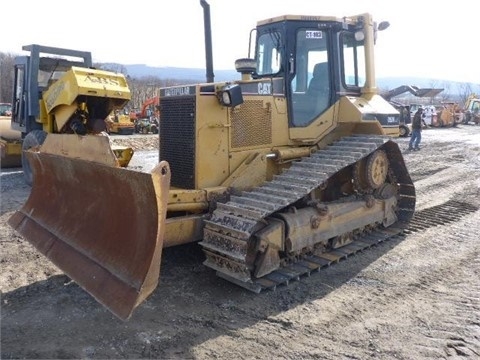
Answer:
top-left (9, 1), bottom-right (416, 320)
top-left (382, 85), bottom-right (444, 103)
top-left (134, 95), bottom-right (160, 133)
top-left (138, 95), bottom-right (160, 119)
top-left (5, 44), bottom-right (134, 183)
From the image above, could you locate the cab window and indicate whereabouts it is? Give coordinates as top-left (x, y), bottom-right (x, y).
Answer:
top-left (341, 32), bottom-right (365, 87)
top-left (256, 31), bottom-right (282, 76)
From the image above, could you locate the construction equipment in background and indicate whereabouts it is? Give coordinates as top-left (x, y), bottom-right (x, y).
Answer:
top-left (422, 105), bottom-right (438, 127)
top-left (128, 109), bottom-right (139, 122)
top-left (9, 2), bottom-right (416, 320)
top-left (388, 100), bottom-right (412, 137)
top-left (462, 94), bottom-right (480, 125)
top-left (381, 85), bottom-right (444, 135)
top-left (7, 44), bottom-right (134, 183)
top-left (0, 103), bottom-right (12, 116)
top-left (105, 109), bottom-right (135, 135)
top-left (138, 95), bottom-right (160, 119)
top-left (382, 85), bottom-right (444, 103)
top-left (133, 95), bottom-right (160, 133)
top-left (134, 117), bottom-right (159, 134)
top-left (435, 102), bottom-right (462, 127)
top-left (0, 103), bottom-right (22, 168)
top-left (0, 119), bottom-right (22, 168)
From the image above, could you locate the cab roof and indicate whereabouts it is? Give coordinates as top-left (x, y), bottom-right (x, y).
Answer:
top-left (256, 14), bottom-right (360, 26)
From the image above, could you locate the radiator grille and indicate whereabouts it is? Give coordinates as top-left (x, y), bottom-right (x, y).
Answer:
top-left (159, 96), bottom-right (196, 189)
top-left (230, 100), bottom-right (272, 148)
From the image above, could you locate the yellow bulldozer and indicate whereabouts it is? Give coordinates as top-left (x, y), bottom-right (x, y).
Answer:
top-left (2, 44), bottom-right (134, 182)
top-left (8, 2), bottom-right (416, 320)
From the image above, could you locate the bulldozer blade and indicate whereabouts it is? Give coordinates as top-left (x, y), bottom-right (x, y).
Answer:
top-left (8, 151), bottom-right (171, 320)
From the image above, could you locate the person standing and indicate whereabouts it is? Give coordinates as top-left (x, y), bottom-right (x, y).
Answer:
top-left (409, 107), bottom-right (424, 150)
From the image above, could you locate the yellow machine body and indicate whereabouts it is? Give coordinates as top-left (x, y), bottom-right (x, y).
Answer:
top-left (40, 66), bottom-right (131, 133)
top-left (105, 112), bottom-right (135, 135)
top-left (8, 45), bottom-right (135, 185)
top-left (9, 14), bottom-right (415, 320)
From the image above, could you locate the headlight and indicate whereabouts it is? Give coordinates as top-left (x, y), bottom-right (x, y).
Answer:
top-left (218, 84), bottom-right (243, 108)
top-left (222, 91), bottom-right (232, 105)
top-left (354, 30), bottom-right (365, 41)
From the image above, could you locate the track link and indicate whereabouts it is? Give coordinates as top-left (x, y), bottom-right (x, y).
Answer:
top-left (200, 135), bottom-right (416, 290)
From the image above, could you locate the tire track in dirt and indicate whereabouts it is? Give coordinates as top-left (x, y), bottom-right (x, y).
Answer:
top-left (404, 216), bottom-right (480, 358)
top-left (1, 128), bottom-right (479, 359)
top-left (318, 211), bottom-right (479, 359)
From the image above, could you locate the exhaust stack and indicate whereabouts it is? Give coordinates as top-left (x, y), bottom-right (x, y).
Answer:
top-left (200, 0), bottom-right (214, 83)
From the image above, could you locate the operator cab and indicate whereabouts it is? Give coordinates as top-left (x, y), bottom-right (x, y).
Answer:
top-left (236, 15), bottom-right (386, 128)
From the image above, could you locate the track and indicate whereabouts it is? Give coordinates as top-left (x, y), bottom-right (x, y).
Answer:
top-left (220, 198), bottom-right (479, 292)
top-left (200, 135), bottom-right (416, 291)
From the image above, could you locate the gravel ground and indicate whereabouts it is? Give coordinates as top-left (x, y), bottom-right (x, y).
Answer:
top-left (1, 127), bottom-right (479, 359)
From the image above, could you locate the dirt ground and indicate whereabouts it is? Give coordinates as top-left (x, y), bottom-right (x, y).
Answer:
top-left (1, 127), bottom-right (479, 359)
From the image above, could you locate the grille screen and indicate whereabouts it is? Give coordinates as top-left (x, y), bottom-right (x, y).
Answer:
top-left (159, 96), bottom-right (196, 189)
top-left (230, 100), bottom-right (272, 148)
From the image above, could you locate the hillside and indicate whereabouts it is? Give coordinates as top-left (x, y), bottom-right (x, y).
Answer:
top-left (121, 64), bottom-right (479, 95)
top-left (123, 64), bottom-right (239, 83)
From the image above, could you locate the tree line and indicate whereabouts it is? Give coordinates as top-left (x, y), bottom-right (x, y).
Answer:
top-left (0, 51), bottom-right (193, 111)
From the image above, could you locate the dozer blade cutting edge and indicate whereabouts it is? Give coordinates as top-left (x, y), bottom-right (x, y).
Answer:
top-left (8, 143), bottom-right (171, 320)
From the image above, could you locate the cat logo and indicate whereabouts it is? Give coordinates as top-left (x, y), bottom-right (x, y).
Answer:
top-left (258, 82), bottom-right (271, 95)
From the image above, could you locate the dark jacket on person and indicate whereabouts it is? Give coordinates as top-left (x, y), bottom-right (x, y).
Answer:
top-left (412, 109), bottom-right (423, 130)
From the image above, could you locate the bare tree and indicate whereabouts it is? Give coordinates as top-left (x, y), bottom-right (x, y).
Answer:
top-left (438, 81), bottom-right (452, 103)
top-left (126, 76), bottom-right (197, 110)
top-left (95, 62), bottom-right (128, 75)
top-left (457, 83), bottom-right (473, 107)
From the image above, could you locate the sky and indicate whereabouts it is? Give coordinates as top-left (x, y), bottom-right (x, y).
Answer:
top-left (2, 0), bottom-right (479, 85)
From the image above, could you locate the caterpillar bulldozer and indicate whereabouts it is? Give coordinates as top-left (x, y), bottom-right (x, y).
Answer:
top-left (8, 2), bottom-right (416, 320)
top-left (6, 44), bottom-right (134, 184)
